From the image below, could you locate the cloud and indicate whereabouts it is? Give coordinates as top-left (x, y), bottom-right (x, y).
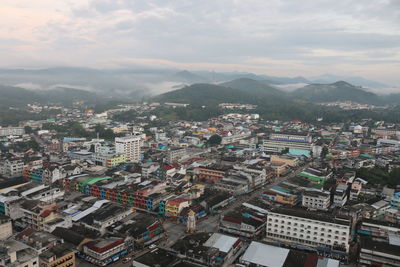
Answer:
top-left (0, 0), bottom-right (399, 86)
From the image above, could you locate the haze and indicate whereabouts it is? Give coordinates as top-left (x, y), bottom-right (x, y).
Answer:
top-left (1, 0), bottom-right (400, 87)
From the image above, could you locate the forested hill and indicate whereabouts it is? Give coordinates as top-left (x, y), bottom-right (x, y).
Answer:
top-left (290, 81), bottom-right (382, 105)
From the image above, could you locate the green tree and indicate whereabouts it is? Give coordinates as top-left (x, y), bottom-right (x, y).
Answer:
top-left (321, 146), bottom-right (329, 158)
top-left (208, 134), bottom-right (222, 146)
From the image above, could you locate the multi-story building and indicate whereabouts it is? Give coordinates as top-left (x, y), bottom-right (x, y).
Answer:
top-left (302, 190), bottom-right (331, 211)
top-left (165, 197), bottom-right (190, 217)
top-left (195, 165), bottom-right (231, 182)
top-left (0, 214), bottom-right (12, 240)
top-left (333, 184), bottom-right (348, 207)
top-left (82, 237), bottom-right (128, 266)
top-left (0, 239), bottom-right (39, 267)
top-left (115, 135), bottom-right (142, 162)
top-left (166, 147), bottom-right (187, 163)
top-left (266, 207), bottom-right (351, 260)
top-left (39, 243), bottom-right (76, 267)
top-left (20, 200), bottom-right (61, 231)
top-left (262, 185), bottom-right (301, 206)
top-left (270, 155), bottom-right (299, 167)
top-left (359, 236), bottom-right (400, 267)
top-left (270, 132), bottom-right (312, 143)
top-left (391, 192), bottom-right (400, 209)
top-left (0, 158), bottom-right (24, 178)
top-left (93, 153), bottom-right (126, 168)
top-left (0, 126), bottom-right (25, 136)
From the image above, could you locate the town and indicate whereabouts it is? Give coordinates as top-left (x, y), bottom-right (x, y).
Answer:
top-left (0, 101), bottom-right (399, 267)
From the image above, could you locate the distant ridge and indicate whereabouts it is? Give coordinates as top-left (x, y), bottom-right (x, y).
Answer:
top-left (291, 81), bottom-right (382, 105)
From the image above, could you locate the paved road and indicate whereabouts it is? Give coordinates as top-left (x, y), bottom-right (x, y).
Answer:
top-left (76, 163), bottom-right (311, 266)
top-left (161, 162), bottom-right (311, 247)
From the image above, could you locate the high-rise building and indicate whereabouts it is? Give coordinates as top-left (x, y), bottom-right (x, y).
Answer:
top-left (115, 135), bottom-right (142, 162)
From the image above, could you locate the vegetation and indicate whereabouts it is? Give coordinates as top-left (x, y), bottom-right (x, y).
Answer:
top-left (42, 122), bottom-right (122, 140)
top-left (207, 134), bottom-right (222, 146)
top-left (356, 167), bottom-right (400, 188)
top-left (151, 80), bottom-right (400, 123)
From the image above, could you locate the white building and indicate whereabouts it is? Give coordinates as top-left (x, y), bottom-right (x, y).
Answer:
top-left (0, 126), bottom-right (25, 136)
top-left (333, 184), bottom-right (348, 207)
top-left (266, 207), bottom-right (351, 260)
top-left (0, 158), bottom-right (24, 178)
top-left (115, 135), bottom-right (142, 162)
top-left (302, 190), bottom-right (331, 211)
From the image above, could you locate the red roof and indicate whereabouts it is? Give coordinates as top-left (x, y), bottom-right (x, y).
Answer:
top-left (86, 239), bottom-right (124, 254)
top-left (167, 197), bottom-right (188, 206)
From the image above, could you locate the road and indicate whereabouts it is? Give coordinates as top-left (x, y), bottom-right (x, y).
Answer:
top-left (77, 162), bottom-right (310, 266)
top-left (162, 162), bottom-right (310, 247)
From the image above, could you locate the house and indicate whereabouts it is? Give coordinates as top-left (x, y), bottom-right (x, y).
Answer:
top-left (165, 197), bottom-right (190, 217)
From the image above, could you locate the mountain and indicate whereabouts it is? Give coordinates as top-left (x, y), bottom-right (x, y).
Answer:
top-left (170, 70), bottom-right (208, 83)
top-left (291, 81), bottom-right (382, 104)
top-left (0, 84), bottom-right (109, 108)
top-left (220, 78), bottom-right (284, 97)
top-left (0, 85), bottom-right (44, 108)
top-left (153, 83), bottom-right (255, 106)
top-left (311, 74), bottom-right (389, 88)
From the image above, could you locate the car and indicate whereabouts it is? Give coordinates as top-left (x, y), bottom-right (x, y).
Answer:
top-left (122, 258), bottom-right (131, 264)
top-left (149, 244), bottom-right (157, 249)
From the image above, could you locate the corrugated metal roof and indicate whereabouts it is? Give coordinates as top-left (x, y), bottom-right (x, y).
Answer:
top-left (241, 241), bottom-right (289, 267)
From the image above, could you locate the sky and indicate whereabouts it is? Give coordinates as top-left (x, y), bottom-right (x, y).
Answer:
top-left (1, 0), bottom-right (399, 86)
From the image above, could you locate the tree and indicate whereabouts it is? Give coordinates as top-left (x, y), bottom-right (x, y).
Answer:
top-left (208, 134), bottom-right (222, 146)
top-left (24, 126), bottom-right (33, 134)
top-left (282, 147), bottom-right (289, 154)
top-left (321, 146), bottom-right (329, 158)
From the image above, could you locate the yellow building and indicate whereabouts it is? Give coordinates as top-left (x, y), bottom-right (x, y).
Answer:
top-left (106, 154), bottom-right (126, 168)
top-left (165, 198), bottom-right (190, 217)
top-left (39, 243), bottom-right (75, 267)
top-left (270, 155), bottom-right (299, 167)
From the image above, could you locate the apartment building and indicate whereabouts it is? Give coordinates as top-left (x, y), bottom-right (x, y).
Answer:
top-left (333, 184), bottom-right (348, 207)
top-left (266, 207), bottom-right (351, 260)
top-left (39, 243), bottom-right (76, 267)
top-left (166, 147), bottom-right (187, 163)
top-left (0, 126), bottom-right (25, 136)
top-left (302, 190), bottom-right (331, 211)
top-left (0, 214), bottom-right (12, 240)
top-left (115, 135), bottom-right (142, 162)
top-left (0, 158), bottom-right (24, 178)
top-left (270, 132), bottom-right (312, 143)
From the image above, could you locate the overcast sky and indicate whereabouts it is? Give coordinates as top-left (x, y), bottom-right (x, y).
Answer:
top-left (1, 0), bottom-right (399, 85)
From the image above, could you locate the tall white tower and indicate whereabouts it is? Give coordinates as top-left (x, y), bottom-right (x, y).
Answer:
top-left (115, 135), bottom-right (142, 162)
top-left (186, 210), bottom-right (196, 233)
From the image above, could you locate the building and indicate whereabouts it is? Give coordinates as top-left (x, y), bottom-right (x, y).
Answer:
top-left (270, 155), bottom-right (299, 167)
top-left (0, 239), bottom-right (39, 267)
top-left (195, 165), bottom-right (231, 182)
top-left (0, 126), bottom-right (25, 136)
top-left (240, 241), bottom-right (340, 267)
top-left (171, 232), bottom-right (242, 266)
top-left (166, 147), bottom-right (187, 163)
top-left (165, 198), bottom-right (190, 217)
top-left (220, 210), bottom-right (266, 238)
top-left (19, 200), bottom-right (62, 231)
top-left (270, 132), bottom-right (312, 143)
top-left (0, 158), bottom-right (24, 178)
top-left (0, 214), bottom-right (12, 240)
top-left (93, 153), bottom-right (126, 168)
top-left (359, 236), bottom-right (400, 267)
top-left (82, 237), bottom-right (128, 266)
top-left (39, 243), bottom-right (76, 267)
top-left (115, 135), bottom-right (142, 162)
top-left (333, 184), bottom-right (348, 207)
top-left (391, 192), bottom-right (400, 209)
top-left (266, 207), bottom-right (351, 260)
top-left (132, 248), bottom-right (176, 267)
top-left (302, 190), bottom-right (331, 211)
